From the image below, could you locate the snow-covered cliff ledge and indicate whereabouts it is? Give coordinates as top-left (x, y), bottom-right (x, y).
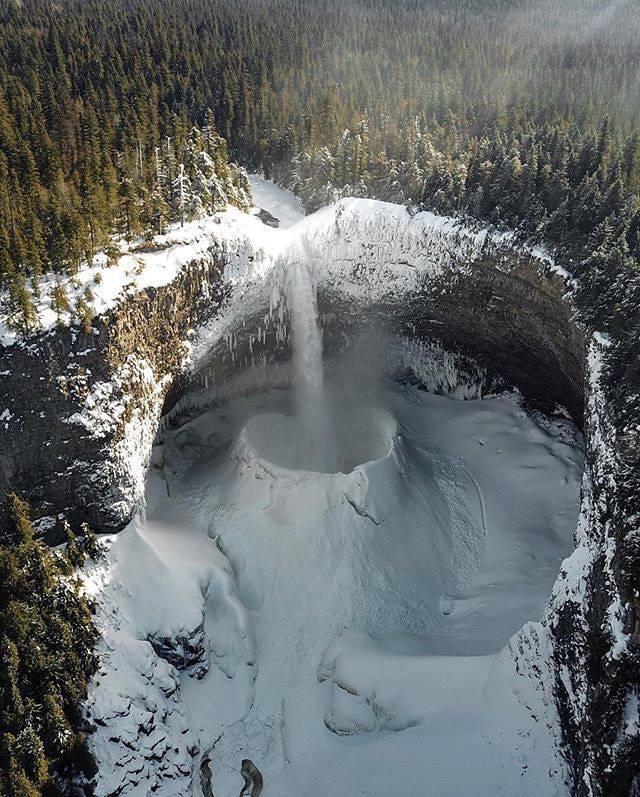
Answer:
top-left (0, 187), bottom-right (283, 536)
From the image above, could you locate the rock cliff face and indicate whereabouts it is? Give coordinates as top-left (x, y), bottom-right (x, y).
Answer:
top-left (0, 197), bottom-right (636, 793)
top-left (547, 336), bottom-right (640, 796)
top-left (0, 253), bottom-right (227, 539)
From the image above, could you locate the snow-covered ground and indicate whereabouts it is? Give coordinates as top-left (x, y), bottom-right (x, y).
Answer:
top-left (0, 177), bottom-right (295, 346)
top-left (83, 356), bottom-right (582, 796)
top-left (248, 174), bottom-right (304, 229)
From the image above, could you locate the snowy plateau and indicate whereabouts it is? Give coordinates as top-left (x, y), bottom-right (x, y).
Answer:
top-left (76, 178), bottom-right (589, 797)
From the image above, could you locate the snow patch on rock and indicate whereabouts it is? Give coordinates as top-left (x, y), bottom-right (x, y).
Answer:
top-left (82, 503), bottom-right (255, 797)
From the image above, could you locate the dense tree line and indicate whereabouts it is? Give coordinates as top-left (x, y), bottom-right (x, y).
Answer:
top-left (0, 494), bottom-right (99, 797)
top-left (0, 0), bottom-right (638, 299)
top-left (289, 115), bottom-right (640, 322)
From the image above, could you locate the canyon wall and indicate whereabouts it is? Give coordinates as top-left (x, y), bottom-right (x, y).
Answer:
top-left (0, 199), bottom-right (636, 793)
top-left (0, 254), bottom-right (227, 537)
top-left (0, 202), bottom-right (584, 539)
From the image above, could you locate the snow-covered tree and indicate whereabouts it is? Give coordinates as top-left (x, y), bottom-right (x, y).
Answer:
top-left (172, 163), bottom-right (191, 226)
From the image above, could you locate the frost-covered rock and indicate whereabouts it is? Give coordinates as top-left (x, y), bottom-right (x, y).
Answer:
top-left (543, 334), bottom-right (640, 794)
top-left (148, 621), bottom-right (210, 679)
top-left (81, 507), bottom-right (255, 797)
top-left (83, 544), bottom-right (200, 797)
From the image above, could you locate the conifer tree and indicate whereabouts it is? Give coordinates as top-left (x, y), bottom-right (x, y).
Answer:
top-left (51, 281), bottom-right (70, 322)
top-left (78, 522), bottom-right (101, 561)
top-left (0, 494), bottom-right (98, 797)
top-left (6, 275), bottom-right (38, 335)
top-left (64, 524), bottom-right (84, 570)
top-left (172, 163), bottom-right (191, 226)
top-left (75, 292), bottom-right (94, 334)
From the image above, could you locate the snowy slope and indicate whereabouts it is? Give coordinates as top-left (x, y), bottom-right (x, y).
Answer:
top-left (0, 183), bottom-right (283, 346)
top-left (82, 484), bottom-right (255, 797)
top-left (83, 355), bottom-right (581, 796)
top-left (248, 174), bottom-right (304, 228)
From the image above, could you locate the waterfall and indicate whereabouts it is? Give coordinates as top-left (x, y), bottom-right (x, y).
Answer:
top-left (285, 257), bottom-right (334, 471)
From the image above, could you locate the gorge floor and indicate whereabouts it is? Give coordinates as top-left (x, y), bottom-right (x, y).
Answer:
top-left (84, 371), bottom-right (582, 797)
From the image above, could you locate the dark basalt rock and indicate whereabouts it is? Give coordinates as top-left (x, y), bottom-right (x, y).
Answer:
top-left (256, 207), bottom-right (279, 227)
top-left (148, 622), bottom-right (210, 679)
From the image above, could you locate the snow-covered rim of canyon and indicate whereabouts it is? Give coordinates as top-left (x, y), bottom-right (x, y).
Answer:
top-left (74, 178), bottom-right (596, 797)
top-left (0, 172), bottom-right (568, 349)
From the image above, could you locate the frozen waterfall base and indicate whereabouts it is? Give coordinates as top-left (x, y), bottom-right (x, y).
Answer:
top-left (82, 367), bottom-right (582, 797)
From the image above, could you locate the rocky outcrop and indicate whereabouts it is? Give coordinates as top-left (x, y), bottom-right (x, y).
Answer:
top-left (148, 622), bottom-right (210, 679)
top-left (0, 251), bottom-right (228, 541)
top-left (546, 336), bottom-right (640, 796)
top-left (85, 636), bottom-right (198, 796)
top-left (316, 251), bottom-right (584, 421)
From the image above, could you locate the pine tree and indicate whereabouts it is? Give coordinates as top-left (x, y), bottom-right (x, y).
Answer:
top-left (64, 524), bottom-right (84, 569)
top-left (336, 130), bottom-right (353, 187)
top-left (79, 522), bottom-right (101, 560)
top-left (75, 291), bottom-right (94, 334)
top-left (150, 147), bottom-right (170, 233)
top-left (0, 494), bottom-right (98, 797)
top-left (51, 281), bottom-right (71, 321)
top-left (172, 163), bottom-right (191, 226)
top-left (116, 151), bottom-right (140, 241)
top-left (6, 274), bottom-right (38, 335)
top-left (0, 493), bottom-right (33, 546)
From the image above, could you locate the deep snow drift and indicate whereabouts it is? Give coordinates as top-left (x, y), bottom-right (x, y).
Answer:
top-left (83, 366), bottom-right (582, 797)
top-left (82, 179), bottom-right (583, 796)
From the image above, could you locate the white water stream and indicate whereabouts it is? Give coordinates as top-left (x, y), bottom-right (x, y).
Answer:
top-left (283, 256), bottom-right (335, 471)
